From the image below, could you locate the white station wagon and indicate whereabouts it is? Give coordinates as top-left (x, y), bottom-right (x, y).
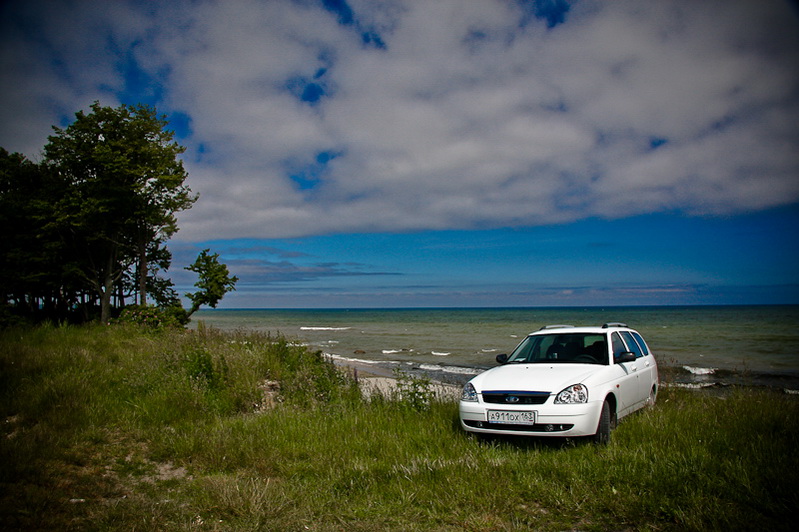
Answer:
top-left (459, 323), bottom-right (658, 444)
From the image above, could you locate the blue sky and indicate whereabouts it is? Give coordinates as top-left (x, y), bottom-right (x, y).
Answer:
top-left (1, 0), bottom-right (798, 308)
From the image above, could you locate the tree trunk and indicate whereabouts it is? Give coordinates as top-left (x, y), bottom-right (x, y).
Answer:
top-left (137, 239), bottom-right (147, 306)
top-left (99, 281), bottom-right (113, 324)
top-left (99, 253), bottom-right (118, 324)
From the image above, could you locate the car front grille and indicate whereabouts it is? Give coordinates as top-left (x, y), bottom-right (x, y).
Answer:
top-left (463, 419), bottom-right (574, 432)
top-left (481, 391), bottom-right (550, 405)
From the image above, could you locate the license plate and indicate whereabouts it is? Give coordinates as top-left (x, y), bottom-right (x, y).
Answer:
top-left (487, 410), bottom-right (536, 425)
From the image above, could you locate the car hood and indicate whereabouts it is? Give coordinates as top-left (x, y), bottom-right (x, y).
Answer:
top-left (470, 363), bottom-right (602, 394)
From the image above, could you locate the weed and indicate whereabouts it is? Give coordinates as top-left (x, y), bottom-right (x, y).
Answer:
top-left (392, 368), bottom-right (435, 412)
top-left (184, 345), bottom-right (227, 389)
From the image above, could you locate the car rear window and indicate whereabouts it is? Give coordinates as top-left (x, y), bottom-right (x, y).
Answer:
top-left (620, 331), bottom-right (643, 358)
top-left (631, 331), bottom-right (650, 356)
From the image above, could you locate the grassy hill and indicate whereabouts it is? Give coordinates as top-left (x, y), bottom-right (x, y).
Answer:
top-left (2, 324), bottom-right (797, 530)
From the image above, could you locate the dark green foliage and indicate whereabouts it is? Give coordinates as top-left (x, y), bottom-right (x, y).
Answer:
top-left (0, 103), bottom-right (235, 327)
top-left (43, 101), bottom-right (196, 323)
top-left (113, 304), bottom-right (189, 329)
top-left (185, 249), bottom-right (239, 317)
top-left (0, 148), bottom-right (76, 323)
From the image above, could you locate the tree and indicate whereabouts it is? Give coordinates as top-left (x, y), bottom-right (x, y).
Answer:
top-left (0, 149), bottom-right (79, 321)
top-left (184, 249), bottom-right (239, 317)
top-left (1, 149), bottom-right (45, 317)
top-left (43, 102), bottom-right (196, 323)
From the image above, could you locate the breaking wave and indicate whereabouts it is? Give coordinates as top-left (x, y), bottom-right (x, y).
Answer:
top-left (324, 353), bottom-right (388, 365)
top-left (300, 326), bottom-right (352, 331)
top-left (418, 363), bottom-right (481, 376)
top-left (683, 366), bottom-right (717, 375)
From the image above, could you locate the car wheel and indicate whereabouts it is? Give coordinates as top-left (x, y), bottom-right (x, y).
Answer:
top-left (593, 400), bottom-right (611, 445)
top-left (646, 385), bottom-right (657, 407)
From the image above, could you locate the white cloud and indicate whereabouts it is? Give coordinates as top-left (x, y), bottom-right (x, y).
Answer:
top-left (2, 0), bottom-right (797, 239)
top-left (0, 0), bottom-right (156, 154)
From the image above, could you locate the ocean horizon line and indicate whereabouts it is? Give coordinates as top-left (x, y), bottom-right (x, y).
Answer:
top-left (199, 303), bottom-right (799, 312)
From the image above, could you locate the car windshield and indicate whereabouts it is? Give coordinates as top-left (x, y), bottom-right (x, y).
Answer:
top-left (506, 333), bottom-right (608, 365)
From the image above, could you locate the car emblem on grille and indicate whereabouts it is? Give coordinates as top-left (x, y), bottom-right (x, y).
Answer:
top-left (506, 396), bottom-right (520, 403)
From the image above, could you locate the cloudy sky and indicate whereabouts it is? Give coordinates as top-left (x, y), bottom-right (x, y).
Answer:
top-left (2, 0), bottom-right (798, 308)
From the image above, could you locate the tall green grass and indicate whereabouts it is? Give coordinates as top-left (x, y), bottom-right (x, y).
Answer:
top-left (2, 324), bottom-right (797, 530)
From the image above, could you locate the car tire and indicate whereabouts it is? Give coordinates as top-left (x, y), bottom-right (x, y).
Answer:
top-left (646, 385), bottom-right (657, 407)
top-left (593, 400), bottom-right (611, 445)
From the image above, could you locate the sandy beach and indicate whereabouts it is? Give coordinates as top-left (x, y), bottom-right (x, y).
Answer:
top-left (357, 375), bottom-right (461, 400)
top-left (332, 357), bottom-right (462, 400)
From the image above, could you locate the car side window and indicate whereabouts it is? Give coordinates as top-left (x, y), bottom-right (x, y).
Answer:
top-left (611, 332), bottom-right (627, 363)
top-left (620, 331), bottom-right (643, 358)
top-left (631, 332), bottom-right (650, 356)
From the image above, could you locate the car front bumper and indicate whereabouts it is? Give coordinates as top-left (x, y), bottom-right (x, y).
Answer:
top-left (459, 399), bottom-right (603, 437)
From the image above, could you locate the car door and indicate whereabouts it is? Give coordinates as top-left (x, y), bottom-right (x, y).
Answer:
top-left (611, 332), bottom-right (640, 414)
top-left (629, 331), bottom-right (657, 401)
top-left (620, 331), bottom-right (649, 405)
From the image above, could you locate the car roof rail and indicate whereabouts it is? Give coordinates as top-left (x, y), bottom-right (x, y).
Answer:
top-left (539, 324), bottom-right (574, 330)
top-left (602, 322), bottom-right (628, 328)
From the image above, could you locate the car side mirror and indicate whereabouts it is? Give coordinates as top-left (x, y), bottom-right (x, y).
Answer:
top-left (616, 351), bottom-right (636, 363)
top-left (496, 353), bottom-right (509, 365)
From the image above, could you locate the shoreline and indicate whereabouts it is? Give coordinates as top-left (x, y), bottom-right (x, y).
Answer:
top-left (193, 306), bottom-right (799, 393)
top-left (332, 357), bottom-right (799, 397)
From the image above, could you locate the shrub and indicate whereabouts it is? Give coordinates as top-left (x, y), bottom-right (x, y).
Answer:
top-left (113, 304), bottom-right (189, 329)
top-left (392, 369), bottom-right (435, 412)
top-left (184, 345), bottom-right (228, 390)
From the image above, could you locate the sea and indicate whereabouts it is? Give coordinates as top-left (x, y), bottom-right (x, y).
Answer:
top-left (191, 305), bottom-right (799, 391)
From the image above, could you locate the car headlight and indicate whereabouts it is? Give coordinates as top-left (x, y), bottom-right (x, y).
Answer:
top-left (461, 382), bottom-right (478, 402)
top-left (555, 384), bottom-right (588, 404)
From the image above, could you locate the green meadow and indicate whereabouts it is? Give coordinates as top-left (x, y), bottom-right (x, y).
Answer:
top-left (1, 325), bottom-right (797, 531)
